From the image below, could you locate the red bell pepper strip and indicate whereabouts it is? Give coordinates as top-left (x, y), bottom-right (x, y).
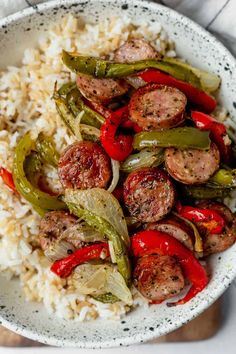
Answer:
top-left (131, 230), bottom-right (208, 306)
top-left (191, 111), bottom-right (232, 163)
top-left (138, 69), bottom-right (216, 113)
top-left (0, 166), bottom-right (17, 193)
top-left (87, 100), bottom-right (142, 133)
top-left (100, 110), bottom-right (133, 161)
top-left (176, 204), bottom-right (225, 234)
top-left (51, 243), bottom-right (109, 278)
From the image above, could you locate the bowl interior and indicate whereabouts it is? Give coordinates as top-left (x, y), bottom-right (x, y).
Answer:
top-left (0, 0), bottom-right (236, 348)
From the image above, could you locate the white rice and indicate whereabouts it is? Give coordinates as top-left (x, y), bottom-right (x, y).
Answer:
top-left (0, 15), bottom-right (172, 321)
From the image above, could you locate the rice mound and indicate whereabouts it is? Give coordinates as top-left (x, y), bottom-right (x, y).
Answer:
top-left (0, 15), bottom-right (176, 320)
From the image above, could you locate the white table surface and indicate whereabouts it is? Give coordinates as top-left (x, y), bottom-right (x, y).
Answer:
top-left (0, 282), bottom-right (235, 353)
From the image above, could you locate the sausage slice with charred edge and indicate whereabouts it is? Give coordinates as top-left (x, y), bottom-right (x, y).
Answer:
top-left (76, 74), bottom-right (129, 103)
top-left (165, 142), bottom-right (220, 185)
top-left (133, 254), bottom-right (185, 302)
top-left (129, 83), bottom-right (187, 131)
top-left (58, 141), bottom-right (112, 190)
top-left (123, 167), bottom-right (175, 223)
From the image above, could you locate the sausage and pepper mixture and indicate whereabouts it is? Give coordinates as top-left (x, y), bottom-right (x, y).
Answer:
top-left (5, 37), bottom-right (236, 307)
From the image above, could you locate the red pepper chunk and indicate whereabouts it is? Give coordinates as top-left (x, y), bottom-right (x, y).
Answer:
top-left (114, 106), bottom-right (142, 133)
top-left (131, 230), bottom-right (208, 306)
top-left (0, 166), bottom-right (17, 193)
top-left (100, 110), bottom-right (133, 161)
top-left (177, 205), bottom-right (225, 234)
top-left (51, 243), bottom-right (109, 278)
top-left (138, 69), bottom-right (216, 113)
top-left (191, 111), bottom-right (232, 163)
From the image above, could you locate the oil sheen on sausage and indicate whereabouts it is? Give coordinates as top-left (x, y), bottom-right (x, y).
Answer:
top-left (133, 254), bottom-right (185, 302)
top-left (123, 167), bottom-right (175, 223)
top-left (114, 38), bottom-right (160, 63)
top-left (165, 142), bottom-right (220, 185)
top-left (129, 83), bottom-right (187, 131)
top-left (58, 141), bottom-right (111, 189)
top-left (76, 74), bottom-right (129, 103)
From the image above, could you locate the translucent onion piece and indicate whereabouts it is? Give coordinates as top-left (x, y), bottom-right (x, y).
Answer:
top-left (72, 264), bottom-right (132, 304)
top-left (73, 111), bottom-right (85, 141)
top-left (44, 240), bottom-right (75, 262)
top-left (173, 212), bottom-right (203, 254)
top-left (108, 240), bottom-right (116, 263)
top-left (79, 124), bottom-right (120, 193)
top-left (65, 188), bottom-right (130, 247)
top-left (59, 221), bottom-right (106, 244)
top-left (164, 57), bottom-right (221, 93)
top-left (106, 269), bottom-right (132, 305)
top-left (125, 76), bottom-right (146, 89)
top-left (120, 148), bottom-right (164, 173)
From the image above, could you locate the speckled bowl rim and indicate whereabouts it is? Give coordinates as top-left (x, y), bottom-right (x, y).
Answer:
top-left (0, 0), bottom-right (236, 348)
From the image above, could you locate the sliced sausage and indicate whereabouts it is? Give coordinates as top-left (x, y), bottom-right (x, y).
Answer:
top-left (58, 141), bottom-right (111, 189)
top-left (76, 74), bottom-right (129, 103)
top-left (147, 215), bottom-right (194, 250)
top-left (129, 83), bottom-right (187, 131)
top-left (114, 38), bottom-right (160, 63)
top-left (195, 201), bottom-right (236, 255)
top-left (39, 211), bottom-right (78, 251)
top-left (133, 254), bottom-right (185, 302)
top-left (123, 167), bottom-right (175, 223)
top-left (165, 142), bottom-right (220, 185)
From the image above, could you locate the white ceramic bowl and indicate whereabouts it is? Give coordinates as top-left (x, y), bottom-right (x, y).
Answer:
top-left (0, 0), bottom-right (236, 348)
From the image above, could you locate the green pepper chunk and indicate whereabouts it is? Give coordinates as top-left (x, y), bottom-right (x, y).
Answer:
top-left (62, 51), bottom-right (201, 88)
top-left (209, 169), bottom-right (236, 188)
top-left (181, 185), bottom-right (230, 199)
top-left (35, 133), bottom-right (59, 168)
top-left (57, 82), bottom-right (76, 96)
top-left (133, 127), bottom-right (211, 151)
top-left (66, 88), bottom-right (105, 128)
top-left (13, 132), bottom-right (66, 210)
top-left (92, 293), bottom-right (119, 304)
top-left (67, 202), bottom-right (131, 285)
top-left (120, 148), bottom-right (164, 173)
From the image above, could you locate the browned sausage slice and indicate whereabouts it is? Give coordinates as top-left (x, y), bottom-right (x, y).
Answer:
top-left (114, 38), bottom-right (160, 63)
top-left (76, 74), bottom-right (129, 103)
top-left (147, 215), bottom-right (194, 250)
top-left (133, 254), bottom-right (185, 302)
top-left (165, 142), bottom-right (220, 185)
top-left (129, 83), bottom-right (187, 131)
top-left (39, 211), bottom-right (78, 251)
top-left (195, 201), bottom-right (236, 255)
top-left (123, 167), bottom-right (175, 222)
top-left (58, 141), bottom-right (111, 189)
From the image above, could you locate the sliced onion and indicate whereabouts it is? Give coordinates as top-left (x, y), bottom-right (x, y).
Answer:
top-left (44, 240), bottom-right (75, 262)
top-left (173, 212), bottom-right (203, 254)
top-left (78, 124), bottom-right (120, 193)
top-left (106, 269), bottom-right (132, 305)
top-left (60, 221), bottom-right (106, 244)
top-left (72, 263), bottom-right (132, 304)
top-left (108, 240), bottom-right (116, 263)
top-left (73, 111), bottom-right (85, 141)
top-left (120, 148), bottom-right (164, 173)
top-left (125, 76), bottom-right (146, 89)
top-left (164, 57), bottom-right (221, 93)
top-left (64, 188), bottom-right (130, 247)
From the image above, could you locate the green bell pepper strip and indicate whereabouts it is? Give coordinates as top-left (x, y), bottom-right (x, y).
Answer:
top-left (181, 185), bottom-right (230, 199)
top-left (35, 133), bottom-right (59, 168)
top-left (13, 132), bottom-right (66, 210)
top-left (57, 82), bottom-right (76, 96)
top-left (67, 202), bottom-right (131, 285)
top-left (92, 293), bottom-right (119, 303)
top-left (209, 169), bottom-right (236, 188)
top-left (133, 127), bottom-right (211, 151)
top-left (62, 51), bottom-right (201, 88)
top-left (24, 152), bottom-right (42, 186)
top-left (120, 148), bottom-right (164, 173)
top-left (66, 88), bottom-right (105, 128)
